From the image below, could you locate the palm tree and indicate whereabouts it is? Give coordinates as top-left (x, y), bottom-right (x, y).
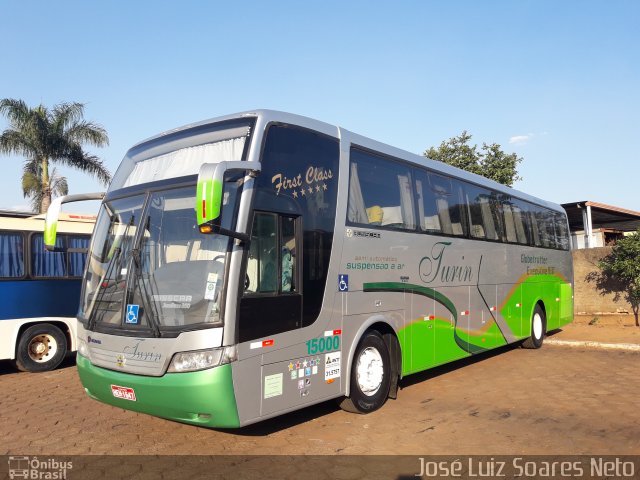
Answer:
top-left (0, 98), bottom-right (110, 213)
top-left (22, 165), bottom-right (68, 213)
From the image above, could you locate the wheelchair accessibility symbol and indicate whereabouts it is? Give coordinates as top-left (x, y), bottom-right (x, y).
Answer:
top-left (125, 304), bottom-right (140, 324)
top-left (338, 274), bottom-right (349, 292)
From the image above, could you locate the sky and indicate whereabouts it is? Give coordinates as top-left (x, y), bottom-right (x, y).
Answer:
top-left (1, 0), bottom-right (638, 214)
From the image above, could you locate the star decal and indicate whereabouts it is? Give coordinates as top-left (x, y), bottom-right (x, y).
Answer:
top-left (288, 362), bottom-right (294, 371)
top-left (322, 183), bottom-right (327, 191)
top-left (292, 190), bottom-right (298, 199)
top-left (300, 188), bottom-right (306, 197)
top-left (307, 186), bottom-right (313, 194)
top-left (315, 185), bottom-right (321, 192)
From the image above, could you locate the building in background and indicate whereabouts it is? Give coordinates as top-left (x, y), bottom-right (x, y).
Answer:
top-left (561, 201), bottom-right (640, 249)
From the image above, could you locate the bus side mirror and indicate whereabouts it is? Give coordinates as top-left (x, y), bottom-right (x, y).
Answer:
top-left (196, 161), bottom-right (260, 239)
top-left (44, 192), bottom-right (106, 251)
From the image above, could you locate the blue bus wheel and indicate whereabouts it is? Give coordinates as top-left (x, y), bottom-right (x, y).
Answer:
top-left (15, 323), bottom-right (68, 373)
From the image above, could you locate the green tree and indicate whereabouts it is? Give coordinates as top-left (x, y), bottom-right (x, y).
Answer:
top-left (424, 131), bottom-right (523, 187)
top-left (22, 165), bottom-right (68, 213)
top-left (587, 229), bottom-right (640, 327)
top-left (0, 98), bottom-right (110, 213)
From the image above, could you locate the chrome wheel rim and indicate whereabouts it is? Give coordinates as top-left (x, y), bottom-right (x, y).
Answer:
top-left (356, 346), bottom-right (384, 396)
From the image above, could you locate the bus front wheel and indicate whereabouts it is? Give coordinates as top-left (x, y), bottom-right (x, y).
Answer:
top-left (522, 304), bottom-right (546, 349)
top-left (14, 323), bottom-right (68, 372)
top-left (339, 330), bottom-right (391, 414)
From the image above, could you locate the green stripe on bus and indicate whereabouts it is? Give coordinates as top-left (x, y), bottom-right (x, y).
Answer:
top-left (363, 282), bottom-right (491, 356)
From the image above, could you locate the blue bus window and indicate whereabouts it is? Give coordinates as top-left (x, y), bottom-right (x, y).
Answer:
top-left (69, 236), bottom-right (90, 276)
top-left (31, 233), bottom-right (67, 277)
top-left (0, 233), bottom-right (25, 278)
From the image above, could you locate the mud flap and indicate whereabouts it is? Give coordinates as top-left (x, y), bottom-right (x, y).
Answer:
top-left (384, 332), bottom-right (401, 400)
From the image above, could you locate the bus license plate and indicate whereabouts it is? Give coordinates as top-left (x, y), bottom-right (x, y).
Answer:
top-left (111, 385), bottom-right (137, 401)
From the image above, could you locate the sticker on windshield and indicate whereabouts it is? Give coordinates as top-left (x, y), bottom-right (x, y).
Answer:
top-left (125, 304), bottom-right (139, 324)
top-left (204, 272), bottom-right (219, 301)
top-left (152, 295), bottom-right (192, 309)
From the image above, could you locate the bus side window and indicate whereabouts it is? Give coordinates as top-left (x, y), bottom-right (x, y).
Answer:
top-left (426, 173), bottom-right (467, 237)
top-left (0, 232), bottom-right (25, 278)
top-left (429, 173), bottom-right (454, 234)
top-left (512, 200), bottom-right (532, 246)
top-left (501, 200), bottom-right (518, 243)
top-left (463, 183), bottom-right (496, 240)
top-left (347, 149), bottom-right (415, 230)
top-left (531, 206), bottom-right (553, 248)
top-left (414, 170), bottom-right (441, 233)
top-left (68, 236), bottom-right (90, 276)
top-left (554, 212), bottom-right (570, 250)
top-left (31, 233), bottom-right (67, 277)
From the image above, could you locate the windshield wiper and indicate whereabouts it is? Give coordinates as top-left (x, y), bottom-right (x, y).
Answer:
top-left (129, 238), bottom-right (162, 338)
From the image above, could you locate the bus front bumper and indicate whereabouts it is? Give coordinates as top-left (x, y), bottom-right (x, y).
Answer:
top-left (76, 355), bottom-right (241, 428)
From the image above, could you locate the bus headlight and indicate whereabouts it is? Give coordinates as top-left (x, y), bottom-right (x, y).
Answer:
top-left (167, 346), bottom-right (237, 373)
top-left (77, 339), bottom-right (90, 359)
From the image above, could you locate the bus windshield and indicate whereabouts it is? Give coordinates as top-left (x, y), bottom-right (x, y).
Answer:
top-left (81, 183), bottom-right (240, 333)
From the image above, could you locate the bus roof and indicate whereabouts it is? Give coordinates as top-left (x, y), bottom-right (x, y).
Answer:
top-left (0, 210), bottom-right (95, 234)
top-left (126, 109), bottom-right (565, 214)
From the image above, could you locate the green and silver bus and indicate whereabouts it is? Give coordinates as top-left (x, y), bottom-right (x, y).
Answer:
top-left (45, 110), bottom-right (573, 428)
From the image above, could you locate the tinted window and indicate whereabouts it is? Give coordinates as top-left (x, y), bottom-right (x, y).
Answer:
top-left (0, 232), bottom-right (24, 278)
top-left (530, 205), bottom-right (557, 248)
top-left (416, 172), bottom-right (466, 236)
top-left (554, 212), bottom-right (570, 250)
top-left (348, 148), bottom-right (415, 230)
top-left (463, 184), bottom-right (503, 241)
top-left (501, 196), bottom-right (532, 245)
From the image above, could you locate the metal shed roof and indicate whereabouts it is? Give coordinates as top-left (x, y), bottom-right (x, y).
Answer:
top-left (561, 201), bottom-right (640, 232)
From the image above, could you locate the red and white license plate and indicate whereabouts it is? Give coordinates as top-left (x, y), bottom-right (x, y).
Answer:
top-left (111, 384), bottom-right (137, 401)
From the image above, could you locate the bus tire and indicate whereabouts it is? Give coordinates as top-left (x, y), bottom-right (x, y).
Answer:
top-left (339, 330), bottom-right (391, 414)
top-left (15, 323), bottom-right (68, 372)
top-left (522, 304), bottom-right (546, 349)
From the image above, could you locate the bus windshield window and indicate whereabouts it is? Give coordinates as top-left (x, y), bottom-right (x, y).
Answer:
top-left (130, 186), bottom-right (232, 328)
top-left (81, 195), bottom-right (146, 326)
top-left (81, 183), bottom-right (241, 331)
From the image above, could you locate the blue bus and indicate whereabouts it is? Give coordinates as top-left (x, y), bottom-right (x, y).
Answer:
top-left (0, 209), bottom-right (94, 372)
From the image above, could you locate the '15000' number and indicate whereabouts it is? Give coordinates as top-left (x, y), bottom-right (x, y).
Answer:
top-left (306, 335), bottom-right (340, 355)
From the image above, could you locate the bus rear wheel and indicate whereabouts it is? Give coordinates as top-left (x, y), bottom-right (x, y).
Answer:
top-left (522, 304), bottom-right (546, 349)
top-left (15, 323), bottom-right (68, 372)
top-left (339, 330), bottom-right (391, 414)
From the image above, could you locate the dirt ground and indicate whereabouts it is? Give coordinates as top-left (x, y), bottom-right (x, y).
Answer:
top-left (1, 324), bottom-right (639, 458)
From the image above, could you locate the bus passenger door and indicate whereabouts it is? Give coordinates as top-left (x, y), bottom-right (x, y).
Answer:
top-left (239, 212), bottom-right (301, 343)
